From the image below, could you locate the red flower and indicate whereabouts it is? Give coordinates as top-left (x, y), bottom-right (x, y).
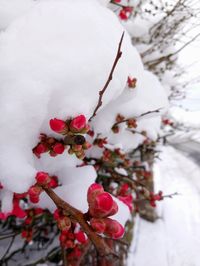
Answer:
top-left (52, 143), bottom-right (65, 154)
top-left (49, 118), bottom-right (67, 133)
top-left (70, 115), bottom-right (86, 132)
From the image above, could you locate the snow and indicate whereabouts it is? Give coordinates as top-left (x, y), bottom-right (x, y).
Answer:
top-left (128, 146), bottom-right (200, 266)
top-left (170, 107), bottom-right (200, 128)
top-left (0, 0), bottom-right (168, 227)
top-left (0, 0), bottom-right (35, 30)
top-left (0, 0), bottom-right (143, 194)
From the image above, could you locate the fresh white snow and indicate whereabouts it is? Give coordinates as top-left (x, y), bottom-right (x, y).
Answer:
top-left (128, 146), bottom-right (200, 266)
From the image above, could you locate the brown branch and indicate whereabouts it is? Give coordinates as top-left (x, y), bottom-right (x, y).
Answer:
top-left (42, 186), bottom-right (116, 257)
top-left (76, 241), bottom-right (92, 266)
top-left (89, 32), bottom-right (125, 122)
top-left (112, 108), bottom-right (162, 128)
top-left (146, 32), bottom-right (200, 69)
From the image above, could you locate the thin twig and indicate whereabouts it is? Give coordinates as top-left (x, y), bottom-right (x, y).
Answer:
top-left (89, 32), bottom-right (125, 122)
top-left (0, 235), bottom-right (15, 262)
top-left (112, 108), bottom-right (162, 128)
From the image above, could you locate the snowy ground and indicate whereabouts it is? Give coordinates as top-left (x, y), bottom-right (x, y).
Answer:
top-left (128, 145), bottom-right (200, 266)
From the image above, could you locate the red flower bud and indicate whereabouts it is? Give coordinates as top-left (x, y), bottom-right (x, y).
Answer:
top-left (87, 130), bottom-right (94, 137)
top-left (57, 216), bottom-right (71, 231)
top-left (59, 232), bottom-right (67, 245)
top-left (52, 143), bottom-right (65, 154)
top-left (33, 143), bottom-right (48, 157)
top-left (12, 199), bottom-right (27, 218)
top-left (35, 172), bottom-right (50, 185)
top-left (96, 192), bottom-right (114, 211)
top-left (117, 195), bottom-right (133, 212)
top-left (70, 115), bottom-right (86, 132)
top-left (49, 176), bottom-right (58, 188)
top-left (90, 218), bottom-right (106, 233)
top-left (75, 231), bottom-right (87, 244)
top-left (29, 195), bottom-right (40, 204)
top-left (104, 218), bottom-right (125, 239)
top-left (127, 76), bottom-right (137, 88)
top-left (108, 200), bottom-right (118, 216)
top-left (28, 185), bottom-right (42, 197)
top-left (87, 183), bottom-right (104, 203)
top-left (89, 192), bottom-right (114, 218)
top-left (49, 118), bottom-right (68, 133)
top-left (53, 209), bottom-right (61, 220)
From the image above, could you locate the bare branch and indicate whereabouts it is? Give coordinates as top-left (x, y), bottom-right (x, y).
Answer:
top-left (112, 108), bottom-right (163, 128)
top-left (89, 32), bottom-right (125, 122)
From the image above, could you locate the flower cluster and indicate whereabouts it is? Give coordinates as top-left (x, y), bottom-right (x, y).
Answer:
top-left (59, 228), bottom-right (87, 249)
top-left (28, 172), bottom-right (58, 203)
top-left (149, 191), bottom-right (163, 207)
top-left (33, 115), bottom-right (91, 160)
top-left (117, 183), bottom-right (134, 211)
top-left (87, 183), bottom-right (124, 239)
top-left (33, 134), bottom-right (65, 158)
top-left (112, 113), bottom-right (137, 133)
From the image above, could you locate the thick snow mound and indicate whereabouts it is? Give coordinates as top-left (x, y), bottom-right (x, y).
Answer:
top-left (0, 0), bottom-right (143, 193)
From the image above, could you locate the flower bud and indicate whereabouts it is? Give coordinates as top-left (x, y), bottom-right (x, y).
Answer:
top-left (35, 172), bottom-right (50, 185)
top-left (104, 218), bottom-right (125, 239)
top-left (28, 185), bottom-right (42, 197)
top-left (70, 115), bottom-right (86, 132)
top-left (52, 143), bottom-right (65, 154)
top-left (90, 218), bottom-right (106, 233)
top-left (49, 118), bottom-right (68, 134)
top-left (33, 143), bottom-right (48, 157)
top-left (89, 192), bottom-right (114, 218)
top-left (87, 183), bottom-right (104, 203)
top-left (75, 231), bottom-right (87, 244)
top-left (57, 216), bottom-right (71, 231)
